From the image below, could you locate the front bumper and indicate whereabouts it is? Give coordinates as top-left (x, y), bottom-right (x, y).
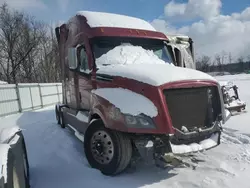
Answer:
top-left (167, 122), bottom-right (222, 154)
top-left (169, 131), bottom-right (220, 154)
top-left (133, 121), bottom-right (222, 160)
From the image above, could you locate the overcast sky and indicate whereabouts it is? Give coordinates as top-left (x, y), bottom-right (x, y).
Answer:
top-left (2, 0), bottom-right (250, 60)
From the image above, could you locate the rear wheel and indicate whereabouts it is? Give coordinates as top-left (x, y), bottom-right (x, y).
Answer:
top-left (84, 120), bottom-right (132, 176)
top-left (59, 111), bottom-right (66, 129)
top-left (55, 106), bottom-right (61, 125)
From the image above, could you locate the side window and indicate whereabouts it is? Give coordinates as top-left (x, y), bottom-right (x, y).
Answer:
top-left (68, 48), bottom-right (78, 69)
top-left (79, 47), bottom-right (89, 72)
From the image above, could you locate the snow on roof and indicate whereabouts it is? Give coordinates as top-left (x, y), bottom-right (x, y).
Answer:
top-left (95, 43), bottom-right (168, 67)
top-left (92, 88), bottom-right (158, 117)
top-left (76, 11), bottom-right (156, 31)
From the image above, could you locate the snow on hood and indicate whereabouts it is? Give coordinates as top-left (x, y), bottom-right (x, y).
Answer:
top-left (96, 44), bottom-right (217, 86)
top-left (97, 64), bottom-right (217, 86)
top-left (92, 88), bottom-right (158, 117)
top-left (0, 126), bottom-right (21, 144)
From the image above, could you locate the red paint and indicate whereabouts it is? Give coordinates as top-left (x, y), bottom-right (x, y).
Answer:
top-left (85, 27), bottom-right (168, 40)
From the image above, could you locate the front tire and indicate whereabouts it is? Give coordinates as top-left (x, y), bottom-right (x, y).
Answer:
top-left (84, 120), bottom-right (132, 176)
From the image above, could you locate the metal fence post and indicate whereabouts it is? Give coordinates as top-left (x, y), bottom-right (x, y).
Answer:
top-left (15, 83), bottom-right (22, 112)
top-left (56, 84), bottom-right (60, 103)
top-left (29, 86), bottom-right (34, 109)
top-left (38, 84), bottom-right (43, 108)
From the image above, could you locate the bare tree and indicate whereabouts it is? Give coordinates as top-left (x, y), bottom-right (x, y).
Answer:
top-left (228, 52), bottom-right (233, 64)
top-left (35, 25), bottom-right (60, 83)
top-left (0, 3), bottom-right (60, 83)
top-left (196, 55), bottom-right (211, 72)
top-left (0, 3), bottom-right (24, 83)
top-left (237, 56), bottom-right (244, 72)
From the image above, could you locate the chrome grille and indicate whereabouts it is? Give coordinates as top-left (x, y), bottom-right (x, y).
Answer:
top-left (163, 86), bottom-right (221, 131)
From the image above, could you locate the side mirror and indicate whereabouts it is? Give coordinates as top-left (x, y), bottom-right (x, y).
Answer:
top-left (68, 48), bottom-right (78, 70)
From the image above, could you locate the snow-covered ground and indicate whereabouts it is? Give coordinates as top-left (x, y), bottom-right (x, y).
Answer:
top-left (0, 74), bottom-right (250, 188)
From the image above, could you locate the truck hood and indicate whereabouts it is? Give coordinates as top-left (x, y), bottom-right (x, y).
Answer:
top-left (97, 64), bottom-right (217, 86)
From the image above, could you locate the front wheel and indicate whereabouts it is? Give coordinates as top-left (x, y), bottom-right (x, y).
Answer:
top-left (84, 120), bottom-right (132, 176)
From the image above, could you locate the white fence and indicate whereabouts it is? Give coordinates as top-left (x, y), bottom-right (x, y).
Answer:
top-left (0, 83), bottom-right (62, 117)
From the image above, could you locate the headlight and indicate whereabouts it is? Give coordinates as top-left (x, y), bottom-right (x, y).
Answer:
top-left (124, 114), bottom-right (155, 129)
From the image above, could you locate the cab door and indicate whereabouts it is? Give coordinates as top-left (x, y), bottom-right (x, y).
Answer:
top-left (76, 44), bottom-right (93, 111)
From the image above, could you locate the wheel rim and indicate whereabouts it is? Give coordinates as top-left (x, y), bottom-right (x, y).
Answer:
top-left (90, 130), bottom-right (114, 164)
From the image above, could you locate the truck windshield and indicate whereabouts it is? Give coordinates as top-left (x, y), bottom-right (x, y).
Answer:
top-left (90, 37), bottom-right (174, 65)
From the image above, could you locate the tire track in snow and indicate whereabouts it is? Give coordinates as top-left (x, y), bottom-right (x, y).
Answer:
top-left (220, 128), bottom-right (250, 164)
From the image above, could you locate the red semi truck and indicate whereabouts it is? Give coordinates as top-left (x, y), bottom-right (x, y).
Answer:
top-left (55, 11), bottom-right (227, 176)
